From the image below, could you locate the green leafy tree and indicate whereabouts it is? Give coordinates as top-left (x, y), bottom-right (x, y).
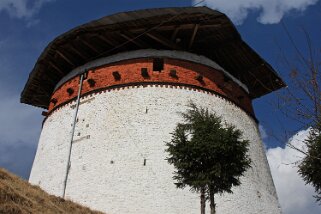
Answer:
top-left (298, 124), bottom-right (321, 203)
top-left (166, 103), bottom-right (251, 214)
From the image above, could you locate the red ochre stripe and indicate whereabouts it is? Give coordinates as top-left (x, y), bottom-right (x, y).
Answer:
top-left (48, 58), bottom-right (254, 115)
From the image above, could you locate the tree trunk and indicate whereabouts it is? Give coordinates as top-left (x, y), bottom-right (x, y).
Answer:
top-left (210, 187), bottom-right (216, 214)
top-left (200, 187), bottom-right (206, 214)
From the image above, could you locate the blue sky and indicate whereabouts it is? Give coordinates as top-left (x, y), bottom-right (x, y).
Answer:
top-left (0, 0), bottom-right (320, 213)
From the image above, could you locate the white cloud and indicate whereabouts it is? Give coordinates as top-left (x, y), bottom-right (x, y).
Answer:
top-left (0, 0), bottom-right (53, 19)
top-left (267, 129), bottom-right (321, 214)
top-left (197, 0), bottom-right (319, 24)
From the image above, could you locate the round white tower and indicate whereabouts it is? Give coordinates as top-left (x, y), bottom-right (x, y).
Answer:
top-left (22, 7), bottom-right (285, 214)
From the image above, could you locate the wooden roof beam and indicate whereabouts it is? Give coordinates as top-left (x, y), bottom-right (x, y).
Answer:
top-left (120, 32), bottom-right (148, 48)
top-left (68, 44), bottom-right (89, 61)
top-left (131, 23), bottom-right (222, 33)
top-left (78, 38), bottom-right (100, 54)
top-left (171, 26), bottom-right (181, 41)
top-left (146, 32), bottom-right (183, 50)
top-left (56, 50), bottom-right (76, 67)
top-left (188, 24), bottom-right (199, 49)
top-left (89, 35), bottom-right (111, 49)
top-left (246, 67), bottom-right (274, 93)
top-left (48, 61), bottom-right (65, 76)
top-left (98, 34), bottom-right (124, 47)
top-left (30, 93), bottom-right (51, 100)
top-left (29, 80), bottom-right (54, 96)
top-left (98, 35), bottom-right (132, 55)
top-left (26, 89), bottom-right (50, 100)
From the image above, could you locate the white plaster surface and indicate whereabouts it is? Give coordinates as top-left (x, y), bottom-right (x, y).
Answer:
top-left (29, 86), bottom-right (281, 214)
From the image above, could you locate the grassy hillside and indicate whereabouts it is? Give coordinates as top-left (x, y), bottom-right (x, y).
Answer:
top-left (0, 168), bottom-right (103, 214)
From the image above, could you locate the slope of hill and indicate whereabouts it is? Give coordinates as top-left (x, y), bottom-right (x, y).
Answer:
top-left (0, 168), bottom-right (103, 214)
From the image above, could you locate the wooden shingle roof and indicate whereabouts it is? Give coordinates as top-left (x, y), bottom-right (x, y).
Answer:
top-left (21, 6), bottom-right (285, 108)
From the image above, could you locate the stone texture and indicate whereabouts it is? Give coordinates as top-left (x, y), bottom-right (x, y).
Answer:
top-left (30, 86), bottom-right (281, 214)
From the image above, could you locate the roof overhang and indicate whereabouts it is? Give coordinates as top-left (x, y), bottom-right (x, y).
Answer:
top-left (21, 6), bottom-right (285, 108)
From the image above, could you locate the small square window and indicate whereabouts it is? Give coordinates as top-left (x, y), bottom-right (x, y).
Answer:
top-left (50, 98), bottom-right (58, 105)
top-left (67, 88), bottom-right (74, 96)
top-left (141, 68), bottom-right (149, 78)
top-left (195, 74), bottom-right (203, 81)
top-left (153, 58), bottom-right (164, 71)
top-left (112, 71), bottom-right (121, 81)
top-left (169, 69), bottom-right (178, 78)
top-left (87, 79), bottom-right (96, 87)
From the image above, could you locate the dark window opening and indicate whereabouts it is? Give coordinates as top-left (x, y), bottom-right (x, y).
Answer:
top-left (50, 98), bottom-right (57, 105)
top-left (195, 74), bottom-right (205, 85)
top-left (153, 58), bottom-right (164, 71)
top-left (87, 78), bottom-right (96, 87)
top-left (195, 74), bottom-right (203, 82)
top-left (112, 71), bottom-right (121, 81)
top-left (141, 68), bottom-right (149, 78)
top-left (169, 69), bottom-right (178, 78)
top-left (67, 88), bottom-right (74, 96)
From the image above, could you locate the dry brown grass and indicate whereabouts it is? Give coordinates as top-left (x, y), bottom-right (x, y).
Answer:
top-left (0, 168), bottom-right (104, 214)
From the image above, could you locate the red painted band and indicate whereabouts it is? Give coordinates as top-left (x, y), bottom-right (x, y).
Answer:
top-left (48, 58), bottom-right (254, 115)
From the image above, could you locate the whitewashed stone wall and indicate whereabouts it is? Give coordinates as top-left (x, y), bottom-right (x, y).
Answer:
top-left (29, 86), bottom-right (281, 214)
